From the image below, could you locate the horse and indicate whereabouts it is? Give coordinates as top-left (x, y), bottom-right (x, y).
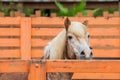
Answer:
top-left (44, 18), bottom-right (92, 80)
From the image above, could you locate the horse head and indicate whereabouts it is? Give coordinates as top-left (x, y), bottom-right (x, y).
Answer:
top-left (64, 18), bottom-right (92, 59)
top-left (44, 18), bottom-right (92, 60)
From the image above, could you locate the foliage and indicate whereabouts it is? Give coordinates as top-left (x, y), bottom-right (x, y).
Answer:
top-left (0, 0), bottom-right (118, 17)
top-left (55, 0), bottom-right (117, 17)
top-left (23, 9), bottom-right (34, 17)
top-left (0, 8), bottom-right (10, 16)
top-left (55, 0), bottom-right (86, 16)
top-left (41, 9), bottom-right (49, 16)
top-left (93, 8), bottom-right (117, 17)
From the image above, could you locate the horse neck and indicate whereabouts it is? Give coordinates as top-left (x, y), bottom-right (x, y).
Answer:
top-left (49, 29), bottom-right (66, 59)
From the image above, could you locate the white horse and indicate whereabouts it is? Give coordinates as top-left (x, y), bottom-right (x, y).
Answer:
top-left (44, 18), bottom-right (92, 60)
top-left (44, 18), bottom-right (92, 80)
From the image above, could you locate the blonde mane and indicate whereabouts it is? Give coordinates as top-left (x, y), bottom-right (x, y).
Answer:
top-left (44, 21), bottom-right (87, 60)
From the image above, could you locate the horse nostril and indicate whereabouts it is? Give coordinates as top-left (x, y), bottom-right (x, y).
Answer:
top-left (80, 51), bottom-right (86, 59)
top-left (81, 51), bottom-right (85, 55)
top-left (90, 52), bottom-right (93, 59)
top-left (90, 52), bottom-right (93, 56)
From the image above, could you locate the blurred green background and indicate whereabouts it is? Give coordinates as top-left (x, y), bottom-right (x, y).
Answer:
top-left (0, 0), bottom-right (118, 17)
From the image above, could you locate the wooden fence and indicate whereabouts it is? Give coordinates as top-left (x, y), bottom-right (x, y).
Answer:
top-left (0, 17), bottom-right (120, 80)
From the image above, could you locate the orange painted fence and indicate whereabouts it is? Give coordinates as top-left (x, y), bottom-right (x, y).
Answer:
top-left (0, 17), bottom-right (120, 80)
top-left (0, 17), bottom-right (120, 59)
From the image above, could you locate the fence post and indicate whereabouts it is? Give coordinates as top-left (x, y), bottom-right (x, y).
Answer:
top-left (28, 60), bottom-right (46, 80)
top-left (20, 18), bottom-right (31, 60)
top-left (39, 60), bottom-right (46, 80)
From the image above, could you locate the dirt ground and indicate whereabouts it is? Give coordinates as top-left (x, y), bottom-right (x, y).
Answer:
top-left (0, 73), bottom-right (28, 80)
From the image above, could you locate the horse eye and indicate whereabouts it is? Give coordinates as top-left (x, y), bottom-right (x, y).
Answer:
top-left (68, 36), bottom-right (72, 40)
top-left (88, 35), bottom-right (90, 38)
top-left (90, 47), bottom-right (93, 49)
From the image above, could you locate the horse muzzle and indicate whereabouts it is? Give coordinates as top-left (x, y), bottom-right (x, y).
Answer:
top-left (80, 50), bottom-right (93, 60)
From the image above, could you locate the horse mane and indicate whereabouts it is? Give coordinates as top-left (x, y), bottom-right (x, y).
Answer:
top-left (44, 29), bottom-right (66, 59)
top-left (44, 21), bottom-right (87, 60)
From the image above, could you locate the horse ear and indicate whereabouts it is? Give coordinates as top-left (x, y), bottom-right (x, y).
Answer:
top-left (82, 20), bottom-right (88, 26)
top-left (64, 17), bottom-right (71, 31)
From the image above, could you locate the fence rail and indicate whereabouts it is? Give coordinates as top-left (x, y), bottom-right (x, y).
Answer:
top-left (1, 60), bottom-right (120, 80)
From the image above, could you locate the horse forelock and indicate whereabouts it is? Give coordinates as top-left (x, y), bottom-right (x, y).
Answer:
top-left (68, 22), bottom-right (87, 37)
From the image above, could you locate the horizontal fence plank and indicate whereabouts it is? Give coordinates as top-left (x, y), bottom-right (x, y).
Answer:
top-left (90, 38), bottom-right (120, 48)
top-left (31, 49), bottom-right (43, 58)
top-left (32, 39), bottom-right (49, 47)
top-left (0, 28), bottom-right (20, 36)
top-left (72, 73), bottom-right (120, 79)
top-left (32, 17), bottom-right (120, 25)
top-left (32, 28), bottom-right (63, 36)
top-left (32, 17), bottom-right (64, 25)
top-left (93, 49), bottom-right (120, 58)
top-left (0, 17), bottom-right (20, 25)
top-left (0, 27), bottom-right (118, 37)
top-left (46, 60), bottom-right (120, 73)
top-left (0, 50), bottom-right (20, 58)
top-left (88, 27), bottom-right (120, 36)
top-left (32, 27), bottom-right (120, 36)
top-left (0, 60), bottom-right (29, 73)
top-left (1, 60), bottom-right (120, 73)
top-left (0, 39), bottom-right (19, 46)
top-left (69, 17), bottom-right (120, 25)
